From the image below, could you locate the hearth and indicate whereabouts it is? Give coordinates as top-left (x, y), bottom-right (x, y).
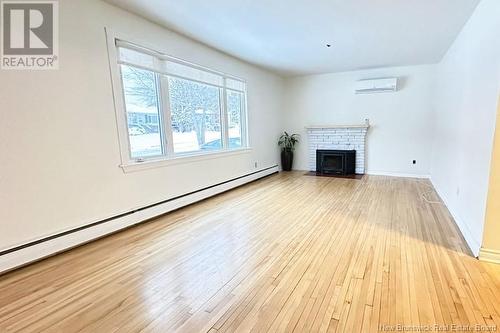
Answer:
top-left (316, 150), bottom-right (356, 175)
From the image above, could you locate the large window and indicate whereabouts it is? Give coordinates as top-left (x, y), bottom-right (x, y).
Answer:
top-left (112, 39), bottom-right (248, 165)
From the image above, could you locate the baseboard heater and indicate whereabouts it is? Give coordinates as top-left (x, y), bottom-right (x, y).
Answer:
top-left (0, 165), bottom-right (279, 274)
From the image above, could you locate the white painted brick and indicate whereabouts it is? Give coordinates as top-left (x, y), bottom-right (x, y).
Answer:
top-left (307, 126), bottom-right (368, 173)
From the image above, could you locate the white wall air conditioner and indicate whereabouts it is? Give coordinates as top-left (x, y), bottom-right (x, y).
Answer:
top-left (355, 77), bottom-right (398, 94)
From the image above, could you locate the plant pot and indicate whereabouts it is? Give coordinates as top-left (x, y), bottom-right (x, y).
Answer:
top-left (281, 150), bottom-right (294, 171)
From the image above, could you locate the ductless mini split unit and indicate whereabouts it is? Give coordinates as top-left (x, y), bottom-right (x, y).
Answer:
top-left (355, 77), bottom-right (398, 94)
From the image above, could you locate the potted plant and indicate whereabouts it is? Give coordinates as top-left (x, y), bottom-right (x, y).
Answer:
top-left (278, 132), bottom-right (300, 171)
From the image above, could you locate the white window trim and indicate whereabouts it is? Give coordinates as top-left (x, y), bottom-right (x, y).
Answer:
top-left (105, 28), bottom-right (251, 173)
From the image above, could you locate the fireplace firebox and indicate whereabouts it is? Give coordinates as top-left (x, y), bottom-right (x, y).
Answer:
top-left (316, 150), bottom-right (356, 175)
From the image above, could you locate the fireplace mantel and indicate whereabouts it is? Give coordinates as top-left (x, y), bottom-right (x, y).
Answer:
top-left (305, 124), bottom-right (370, 129)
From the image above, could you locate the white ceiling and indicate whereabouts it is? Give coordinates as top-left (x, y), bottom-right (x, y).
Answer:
top-left (105, 0), bottom-right (480, 76)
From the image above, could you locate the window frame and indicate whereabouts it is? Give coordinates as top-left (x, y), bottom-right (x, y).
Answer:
top-left (106, 29), bottom-right (251, 172)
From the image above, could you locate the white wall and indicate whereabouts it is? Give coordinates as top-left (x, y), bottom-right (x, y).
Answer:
top-left (284, 65), bottom-right (435, 177)
top-left (430, 0), bottom-right (500, 255)
top-left (0, 0), bottom-right (284, 251)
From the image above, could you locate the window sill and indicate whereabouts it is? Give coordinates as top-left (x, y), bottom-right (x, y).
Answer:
top-left (119, 147), bottom-right (253, 173)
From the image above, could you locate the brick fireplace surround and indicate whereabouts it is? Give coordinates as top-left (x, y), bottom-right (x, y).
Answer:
top-left (306, 124), bottom-right (370, 174)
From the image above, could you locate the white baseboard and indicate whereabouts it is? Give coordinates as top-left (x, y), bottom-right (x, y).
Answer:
top-left (430, 178), bottom-right (481, 257)
top-left (366, 170), bottom-right (431, 179)
top-left (0, 166), bottom-right (279, 274)
top-left (479, 248), bottom-right (500, 264)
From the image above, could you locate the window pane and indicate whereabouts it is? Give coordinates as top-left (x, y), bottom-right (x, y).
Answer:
top-left (168, 77), bottom-right (222, 153)
top-left (120, 65), bottom-right (163, 159)
top-left (227, 90), bottom-right (243, 149)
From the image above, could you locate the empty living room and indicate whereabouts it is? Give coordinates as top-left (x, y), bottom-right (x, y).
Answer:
top-left (1, 0), bottom-right (500, 332)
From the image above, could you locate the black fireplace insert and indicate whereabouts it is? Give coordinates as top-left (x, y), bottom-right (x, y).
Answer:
top-left (316, 150), bottom-right (356, 175)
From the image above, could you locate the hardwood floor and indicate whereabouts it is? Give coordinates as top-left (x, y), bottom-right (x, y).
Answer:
top-left (0, 172), bottom-right (499, 332)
